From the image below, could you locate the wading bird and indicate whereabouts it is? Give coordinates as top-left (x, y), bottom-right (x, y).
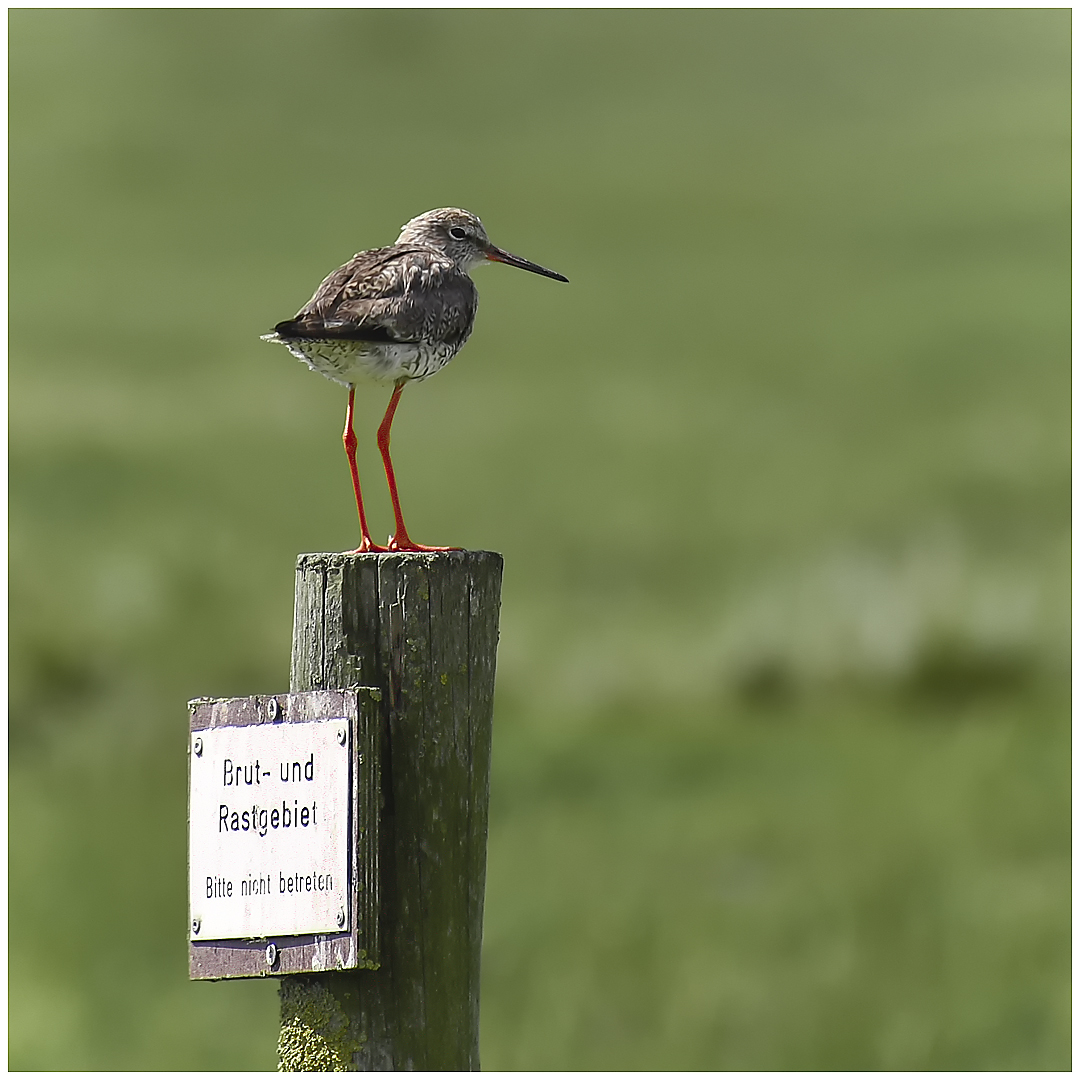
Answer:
top-left (262, 208), bottom-right (568, 552)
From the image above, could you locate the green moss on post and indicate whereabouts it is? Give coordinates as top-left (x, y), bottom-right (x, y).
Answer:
top-left (279, 978), bottom-right (366, 1071)
top-left (281, 551), bottom-right (503, 1071)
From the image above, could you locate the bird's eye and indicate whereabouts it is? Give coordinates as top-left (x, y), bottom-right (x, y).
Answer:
top-left (448, 226), bottom-right (468, 241)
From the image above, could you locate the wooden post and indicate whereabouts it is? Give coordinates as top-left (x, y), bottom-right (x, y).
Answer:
top-left (278, 550), bottom-right (503, 1071)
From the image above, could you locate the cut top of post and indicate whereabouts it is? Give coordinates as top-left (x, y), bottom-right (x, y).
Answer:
top-left (291, 550), bottom-right (504, 696)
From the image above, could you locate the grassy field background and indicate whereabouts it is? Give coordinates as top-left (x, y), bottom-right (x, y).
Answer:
top-left (9, 9), bottom-right (1070, 1070)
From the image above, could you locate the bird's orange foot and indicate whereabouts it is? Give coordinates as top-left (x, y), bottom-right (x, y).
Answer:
top-left (350, 537), bottom-right (389, 554)
top-left (387, 533), bottom-right (461, 553)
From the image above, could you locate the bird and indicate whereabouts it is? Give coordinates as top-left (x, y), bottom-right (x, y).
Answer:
top-left (262, 208), bottom-right (568, 553)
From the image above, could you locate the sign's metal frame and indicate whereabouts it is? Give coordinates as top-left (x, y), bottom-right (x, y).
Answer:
top-left (187, 689), bottom-right (381, 980)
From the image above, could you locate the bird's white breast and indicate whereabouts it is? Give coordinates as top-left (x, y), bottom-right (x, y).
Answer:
top-left (275, 338), bottom-right (457, 386)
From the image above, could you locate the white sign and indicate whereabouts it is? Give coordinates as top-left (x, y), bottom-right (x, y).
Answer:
top-left (189, 719), bottom-right (350, 940)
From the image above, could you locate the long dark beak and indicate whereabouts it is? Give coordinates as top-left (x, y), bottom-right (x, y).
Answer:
top-left (485, 244), bottom-right (569, 282)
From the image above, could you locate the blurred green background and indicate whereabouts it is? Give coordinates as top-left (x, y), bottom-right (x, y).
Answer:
top-left (9, 8), bottom-right (1070, 1070)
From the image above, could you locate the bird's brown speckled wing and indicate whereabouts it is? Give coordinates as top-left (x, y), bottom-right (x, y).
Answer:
top-left (275, 245), bottom-right (478, 350)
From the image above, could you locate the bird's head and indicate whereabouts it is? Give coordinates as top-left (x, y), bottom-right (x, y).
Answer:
top-left (396, 208), bottom-right (568, 282)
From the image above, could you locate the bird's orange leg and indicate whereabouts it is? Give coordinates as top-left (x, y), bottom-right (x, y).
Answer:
top-left (343, 386), bottom-right (386, 553)
top-left (377, 380), bottom-right (459, 553)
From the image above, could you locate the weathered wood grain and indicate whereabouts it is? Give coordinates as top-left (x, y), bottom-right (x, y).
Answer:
top-left (280, 550), bottom-right (503, 1072)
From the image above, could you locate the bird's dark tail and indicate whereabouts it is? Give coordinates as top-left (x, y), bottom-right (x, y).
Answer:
top-left (268, 318), bottom-right (399, 343)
